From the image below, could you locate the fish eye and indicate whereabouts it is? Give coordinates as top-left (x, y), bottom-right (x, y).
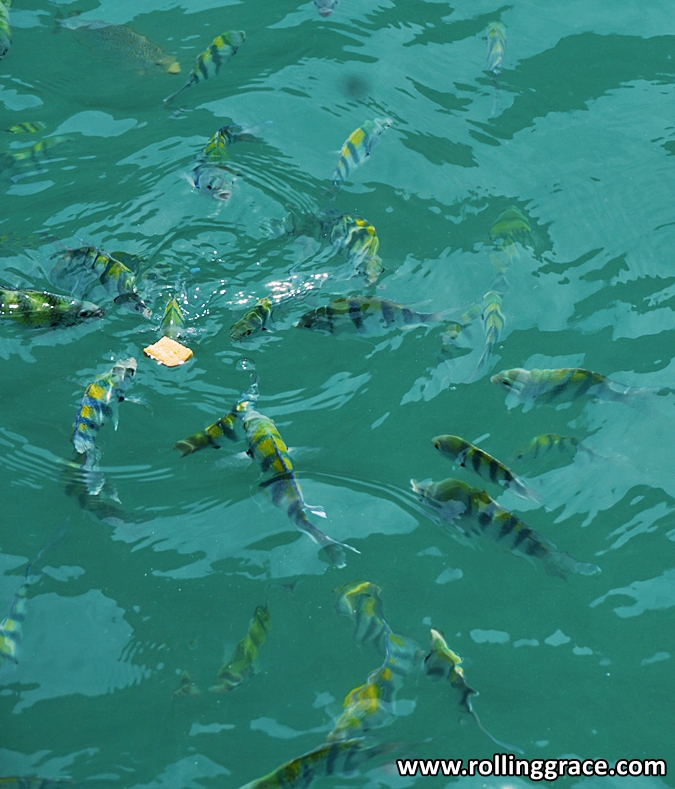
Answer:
top-left (502, 379), bottom-right (512, 387)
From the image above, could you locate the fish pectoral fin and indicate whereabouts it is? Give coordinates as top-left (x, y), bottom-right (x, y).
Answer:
top-left (306, 503), bottom-right (327, 519)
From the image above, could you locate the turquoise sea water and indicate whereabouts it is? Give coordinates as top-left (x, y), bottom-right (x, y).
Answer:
top-left (1, 1), bottom-right (674, 788)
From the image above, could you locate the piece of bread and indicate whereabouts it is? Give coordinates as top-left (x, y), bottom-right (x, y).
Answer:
top-left (143, 336), bottom-right (193, 367)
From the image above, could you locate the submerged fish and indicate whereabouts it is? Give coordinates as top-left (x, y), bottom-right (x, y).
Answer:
top-left (411, 477), bottom-right (600, 578)
top-left (159, 295), bottom-right (186, 339)
top-left (296, 296), bottom-right (444, 337)
top-left (490, 207), bottom-right (531, 248)
top-left (315, 0), bottom-right (338, 17)
top-left (50, 245), bottom-right (149, 315)
top-left (174, 379), bottom-right (259, 456)
top-left (327, 662), bottom-right (395, 742)
top-left (5, 136), bottom-right (70, 167)
top-left (173, 670), bottom-right (200, 698)
top-left (0, 0), bottom-right (10, 61)
top-left (425, 628), bottom-right (521, 752)
top-left (72, 21), bottom-right (180, 73)
top-left (5, 122), bottom-right (46, 134)
top-left (486, 22), bottom-right (506, 74)
top-left (164, 30), bottom-right (245, 104)
top-left (236, 739), bottom-right (398, 789)
top-left (202, 122), bottom-right (270, 163)
top-left (491, 367), bottom-right (649, 409)
top-left (244, 408), bottom-right (358, 567)
top-left (432, 434), bottom-right (543, 506)
top-left (327, 214), bottom-right (384, 284)
top-left (230, 297), bottom-right (273, 341)
top-left (335, 581), bottom-right (388, 651)
top-left (72, 357), bottom-right (137, 458)
top-left (0, 288), bottom-right (104, 328)
top-left (472, 290), bottom-right (504, 378)
top-left (515, 433), bottom-right (585, 461)
top-left (185, 161), bottom-right (237, 201)
top-left (210, 604), bottom-right (270, 692)
top-left (332, 118), bottom-right (392, 187)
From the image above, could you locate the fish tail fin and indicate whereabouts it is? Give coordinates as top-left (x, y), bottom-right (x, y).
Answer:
top-left (294, 512), bottom-right (359, 568)
top-left (163, 84), bottom-right (188, 105)
top-left (512, 476), bottom-right (549, 510)
top-left (545, 550), bottom-right (600, 578)
top-left (471, 710), bottom-right (524, 754)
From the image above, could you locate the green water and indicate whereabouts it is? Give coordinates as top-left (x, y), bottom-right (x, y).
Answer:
top-left (1, 1), bottom-right (674, 788)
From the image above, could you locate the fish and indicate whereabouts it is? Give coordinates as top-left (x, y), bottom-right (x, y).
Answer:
top-left (486, 22), bottom-right (506, 74)
top-left (334, 581), bottom-right (388, 650)
top-left (0, 288), bottom-right (104, 328)
top-left (174, 379), bottom-right (259, 456)
top-left (5, 122), bottom-right (46, 134)
top-left (173, 670), bottom-right (201, 697)
top-left (472, 290), bottom-right (504, 378)
top-left (5, 137), bottom-right (70, 168)
top-left (515, 433), bottom-right (584, 461)
top-left (425, 628), bottom-right (522, 753)
top-left (159, 295), bottom-right (186, 340)
top-left (72, 358), bottom-right (137, 459)
top-left (491, 367), bottom-right (650, 409)
top-left (185, 161), bottom-right (237, 201)
top-left (432, 434), bottom-right (544, 506)
top-left (332, 118), bottom-right (392, 187)
top-left (236, 738), bottom-right (398, 789)
top-left (327, 214), bottom-right (384, 284)
top-left (244, 407), bottom-right (358, 567)
top-left (50, 245), bottom-right (149, 315)
top-left (230, 297), bottom-right (273, 341)
top-left (327, 663), bottom-right (395, 742)
top-left (210, 604), bottom-right (270, 692)
top-left (71, 21), bottom-right (180, 74)
top-left (0, 0), bottom-right (10, 61)
top-left (295, 296), bottom-right (445, 337)
top-left (61, 459), bottom-right (127, 526)
top-left (202, 122), bottom-right (271, 163)
top-left (411, 477), bottom-right (601, 577)
top-left (164, 30), bottom-right (246, 104)
top-left (490, 207), bottom-right (531, 248)
top-left (315, 0), bottom-right (338, 17)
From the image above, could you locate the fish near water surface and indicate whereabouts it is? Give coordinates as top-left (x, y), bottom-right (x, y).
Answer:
top-left (514, 433), bottom-right (591, 462)
top-left (185, 161), bottom-right (237, 201)
top-left (432, 434), bottom-right (544, 506)
top-left (486, 22), bottom-right (506, 74)
top-left (72, 358), bottom-right (137, 459)
top-left (5, 122), bottom-right (46, 134)
top-left (159, 295), bottom-right (186, 339)
top-left (315, 0), bottom-right (338, 17)
top-left (0, 288), bottom-right (104, 328)
top-left (210, 604), bottom-right (270, 692)
top-left (296, 296), bottom-right (444, 337)
top-left (471, 290), bottom-right (504, 379)
top-left (326, 213), bottom-right (384, 284)
top-left (411, 477), bottom-right (600, 578)
top-left (164, 31), bottom-right (245, 104)
top-left (326, 662), bottom-right (396, 742)
top-left (4, 136), bottom-right (71, 169)
top-left (230, 297), bottom-right (273, 341)
top-left (332, 118), bottom-right (392, 187)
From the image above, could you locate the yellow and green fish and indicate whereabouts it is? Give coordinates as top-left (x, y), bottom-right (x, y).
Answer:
top-left (335, 581), bottom-right (388, 651)
top-left (173, 670), bottom-right (200, 698)
top-left (326, 662), bottom-right (395, 742)
top-left (491, 367), bottom-right (649, 410)
top-left (210, 604), bottom-right (270, 693)
top-left (432, 434), bottom-right (544, 506)
top-left (486, 22), bottom-right (506, 74)
top-left (0, 287), bottom-right (104, 328)
top-left (72, 358), bottom-right (137, 458)
top-left (472, 290), bottom-right (504, 378)
top-left (0, 0), bottom-right (11, 61)
top-left (5, 137), bottom-right (70, 168)
top-left (159, 295), bottom-right (186, 340)
top-left (411, 477), bottom-right (600, 578)
top-left (164, 30), bottom-right (246, 104)
top-left (425, 628), bottom-right (522, 752)
top-left (332, 118), bottom-right (392, 187)
top-left (296, 296), bottom-right (444, 337)
top-left (515, 433), bottom-right (586, 461)
top-left (230, 297), bottom-right (273, 341)
top-left (202, 122), bottom-right (271, 163)
top-left (244, 407), bottom-right (358, 567)
top-left (174, 379), bottom-right (258, 456)
top-left (5, 122), bottom-right (46, 134)
top-left (327, 213), bottom-right (384, 284)
top-left (490, 206), bottom-right (531, 248)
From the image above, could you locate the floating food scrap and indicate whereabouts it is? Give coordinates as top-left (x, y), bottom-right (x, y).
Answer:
top-left (143, 335), bottom-right (193, 367)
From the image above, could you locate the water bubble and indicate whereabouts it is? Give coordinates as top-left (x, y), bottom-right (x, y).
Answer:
top-left (236, 358), bottom-right (256, 372)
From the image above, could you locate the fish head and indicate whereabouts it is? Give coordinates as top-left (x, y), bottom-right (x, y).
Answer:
top-left (112, 357), bottom-right (137, 387)
top-left (230, 319), bottom-right (259, 341)
top-left (78, 301), bottom-right (106, 321)
top-left (490, 368), bottom-right (527, 396)
top-left (431, 434), bottom-right (463, 457)
top-left (314, 0), bottom-right (338, 16)
top-left (191, 164), bottom-right (235, 201)
top-left (161, 57), bottom-right (181, 74)
top-left (294, 308), bottom-right (332, 334)
top-left (410, 478), bottom-right (432, 499)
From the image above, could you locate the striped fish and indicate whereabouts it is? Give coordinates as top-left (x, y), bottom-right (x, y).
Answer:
top-left (425, 628), bottom-right (522, 753)
top-left (174, 379), bottom-right (258, 456)
top-left (230, 297), bottom-right (273, 341)
top-left (0, 0), bottom-right (10, 61)
top-left (210, 604), bottom-right (270, 692)
top-left (491, 367), bottom-right (649, 409)
top-left (486, 22), bottom-right (506, 74)
top-left (472, 290), bottom-right (505, 378)
top-left (159, 295), bottom-right (186, 339)
top-left (72, 358), bottom-right (137, 458)
top-left (326, 662), bottom-right (395, 742)
top-left (411, 477), bottom-right (601, 578)
top-left (5, 122), bottom-right (46, 134)
top-left (328, 214), bottom-right (383, 284)
top-left (164, 30), bottom-right (245, 104)
top-left (296, 296), bottom-right (443, 337)
top-left (244, 408), bottom-right (358, 567)
top-left (432, 434), bottom-right (544, 506)
top-left (315, 0), bottom-right (338, 17)
top-left (490, 206), bottom-right (531, 248)
top-left (50, 245), bottom-right (149, 316)
top-left (203, 121), bottom-right (271, 163)
top-left (334, 581), bottom-right (388, 650)
top-left (515, 433), bottom-right (583, 461)
top-left (0, 288), bottom-right (104, 328)
top-left (186, 161), bottom-right (237, 201)
top-left (173, 670), bottom-right (200, 698)
top-left (5, 136), bottom-right (70, 167)
top-left (236, 738), bottom-right (398, 789)
top-left (331, 118), bottom-right (392, 187)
